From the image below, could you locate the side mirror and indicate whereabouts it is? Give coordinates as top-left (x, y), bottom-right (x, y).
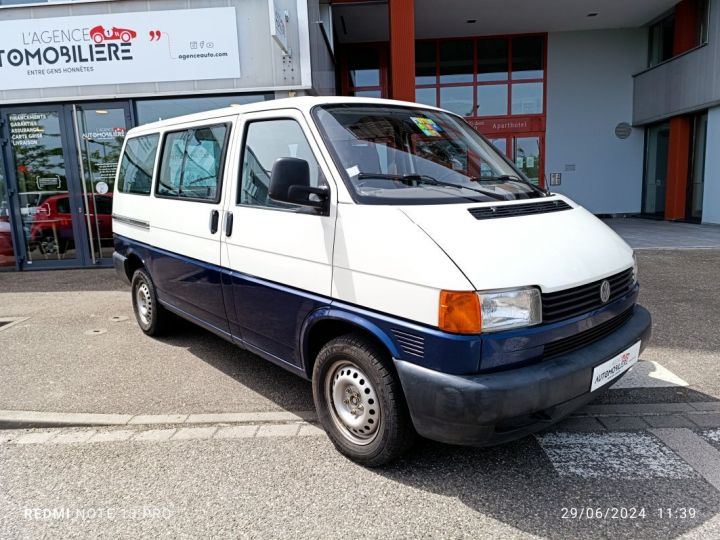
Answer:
top-left (268, 157), bottom-right (328, 211)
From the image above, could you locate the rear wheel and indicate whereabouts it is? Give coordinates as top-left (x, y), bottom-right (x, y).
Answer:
top-left (312, 334), bottom-right (415, 466)
top-left (131, 268), bottom-right (169, 336)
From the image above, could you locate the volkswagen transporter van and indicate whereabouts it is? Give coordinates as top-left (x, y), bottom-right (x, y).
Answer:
top-left (113, 97), bottom-right (651, 466)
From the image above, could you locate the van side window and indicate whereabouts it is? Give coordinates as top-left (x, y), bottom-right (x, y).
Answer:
top-left (118, 134), bottom-right (159, 195)
top-left (157, 124), bottom-right (227, 202)
top-left (239, 119), bottom-right (326, 209)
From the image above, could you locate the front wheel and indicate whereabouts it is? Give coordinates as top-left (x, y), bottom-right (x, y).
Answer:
top-left (312, 334), bottom-right (416, 466)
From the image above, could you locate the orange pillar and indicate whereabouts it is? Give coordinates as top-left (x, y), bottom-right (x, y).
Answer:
top-left (673, 0), bottom-right (699, 55)
top-left (663, 0), bottom-right (698, 220)
top-left (665, 117), bottom-right (691, 220)
top-left (388, 0), bottom-right (415, 102)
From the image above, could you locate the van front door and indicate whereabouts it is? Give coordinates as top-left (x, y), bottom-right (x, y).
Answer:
top-left (222, 111), bottom-right (336, 368)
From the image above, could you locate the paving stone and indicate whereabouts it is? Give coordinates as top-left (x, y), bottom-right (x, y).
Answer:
top-left (128, 414), bottom-right (188, 425)
top-left (87, 430), bottom-right (136, 443)
top-left (214, 425), bottom-right (258, 439)
top-left (597, 416), bottom-right (650, 431)
top-left (132, 429), bottom-right (176, 442)
top-left (689, 402), bottom-right (720, 412)
top-left (687, 414), bottom-right (720, 428)
top-left (13, 431), bottom-right (57, 444)
top-left (551, 417), bottom-right (606, 432)
top-left (255, 424), bottom-right (300, 437)
top-left (171, 427), bottom-right (218, 440)
top-left (49, 430), bottom-right (96, 444)
top-left (643, 415), bottom-right (697, 428)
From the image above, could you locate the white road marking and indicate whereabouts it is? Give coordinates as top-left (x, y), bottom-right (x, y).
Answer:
top-left (611, 360), bottom-right (688, 389)
top-left (537, 432), bottom-right (696, 479)
top-left (650, 428), bottom-right (720, 491)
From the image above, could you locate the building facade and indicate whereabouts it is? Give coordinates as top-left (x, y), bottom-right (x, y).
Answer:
top-left (0, 0), bottom-right (717, 271)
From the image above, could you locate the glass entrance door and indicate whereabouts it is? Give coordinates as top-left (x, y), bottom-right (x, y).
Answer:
top-left (488, 135), bottom-right (543, 187)
top-left (73, 104), bottom-right (130, 262)
top-left (642, 122), bottom-right (670, 217)
top-left (4, 108), bottom-right (84, 265)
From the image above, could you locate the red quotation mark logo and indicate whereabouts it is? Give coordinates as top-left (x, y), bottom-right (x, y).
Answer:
top-left (149, 30), bottom-right (163, 41)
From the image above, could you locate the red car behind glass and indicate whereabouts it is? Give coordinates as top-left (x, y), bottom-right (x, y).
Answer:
top-left (29, 194), bottom-right (113, 255)
top-left (90, 25), bottom-right (137, 44)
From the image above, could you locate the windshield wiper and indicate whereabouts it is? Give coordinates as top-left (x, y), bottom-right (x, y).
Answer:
top-left (471, 174), bottom-right (549, 196)
top-left (356, 173), bottom-right (508, 201)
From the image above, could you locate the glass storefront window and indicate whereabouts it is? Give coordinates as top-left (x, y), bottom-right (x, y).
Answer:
top-left (136, 94), bottom-right (271, 125)
top-left (415, 87), bottom-right (437, 107)
top-left (415, 41), bottom-right (436, 85)
top-left (0, 151), bottom-right (16, 268)
top-left (439, 40), bottom-right (473, 83)
top-left (347, 47), bottom-right (381, 88)
top-left (415, 35), bottom-right (545, 117)
top-left (477, 39), bottom-right (508, 81)
top-left (511, 82), bottom-right (543, 114)
top-left (477, 84), bottom-right (508, 116)
top-left (511, 36), bottom-right (544, 80)
top-left (439, 86), bottom-right (474, 117)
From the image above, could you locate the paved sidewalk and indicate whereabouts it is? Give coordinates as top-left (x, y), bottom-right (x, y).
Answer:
top-left (604, 217), bottom-right (720, 249)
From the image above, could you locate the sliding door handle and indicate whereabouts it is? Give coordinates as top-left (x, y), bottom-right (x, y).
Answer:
top-left (225, 211), bottom-right (234, 237)
top-left (209, 209), bottom-right (220, 234)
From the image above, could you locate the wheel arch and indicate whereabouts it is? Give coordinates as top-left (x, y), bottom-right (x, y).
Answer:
top-left (300, 308), bottom-right (402, 379)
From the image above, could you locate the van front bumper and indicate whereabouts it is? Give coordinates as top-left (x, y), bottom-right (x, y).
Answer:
top-left (394, 304), bottom-right (652, 446)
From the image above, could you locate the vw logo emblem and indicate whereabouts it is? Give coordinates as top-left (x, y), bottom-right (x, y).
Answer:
top-left (600, 280), bottom-right (611, 303)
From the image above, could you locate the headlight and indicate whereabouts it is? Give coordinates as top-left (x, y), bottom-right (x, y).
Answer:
top-left (632, 253), bottom-right (639, 286)
top-left (478, 287), bottom-right (542, 332)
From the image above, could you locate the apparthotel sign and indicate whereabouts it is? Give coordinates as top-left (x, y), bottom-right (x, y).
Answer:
top-left (0, 7), bottom-right (240, 91)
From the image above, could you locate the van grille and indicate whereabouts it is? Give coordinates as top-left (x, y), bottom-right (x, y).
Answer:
top-left (391, 329), bottom-right (425, 359)
top-left (468, 199), bottom-right (571, 220)
top-left (542, 268), bottom-right (635, 324)
top-left (543, 308), bottom-right (634, 360)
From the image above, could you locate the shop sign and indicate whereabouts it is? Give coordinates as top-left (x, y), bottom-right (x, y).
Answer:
top-left (467, 116), bottom-right (545, 135)
top-left (269, 0), bottom-right (290, 54)
top-left (0, 7), bottom-right (240, 91)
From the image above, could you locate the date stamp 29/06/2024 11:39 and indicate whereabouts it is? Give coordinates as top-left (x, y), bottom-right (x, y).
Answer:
top-left (561, 507), bottom-right (698, 520)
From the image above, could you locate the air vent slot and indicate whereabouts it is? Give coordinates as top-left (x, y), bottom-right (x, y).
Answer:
top-left (391, 329), bottom-right (425, 359)
top-left (468, 199), bottom-right (572, 220)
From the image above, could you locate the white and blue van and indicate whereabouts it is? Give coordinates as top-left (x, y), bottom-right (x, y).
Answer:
top-left (113, 97), bottom-right (651, 466)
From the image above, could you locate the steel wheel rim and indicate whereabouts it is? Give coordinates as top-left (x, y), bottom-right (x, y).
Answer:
top-left (325, 360), bottom-right (381, 446)
top-left (136, 282), bottom-right (152, 326)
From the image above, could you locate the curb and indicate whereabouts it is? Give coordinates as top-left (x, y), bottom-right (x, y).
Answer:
top-left (0, 409), bottom-right (317, 430)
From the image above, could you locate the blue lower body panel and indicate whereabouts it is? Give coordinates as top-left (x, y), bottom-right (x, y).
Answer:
top-left (394, 305), bottom-right (652, 446)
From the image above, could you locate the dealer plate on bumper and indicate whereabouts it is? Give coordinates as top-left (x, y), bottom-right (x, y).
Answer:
top-left (590, 341), bottom-right (641, 392)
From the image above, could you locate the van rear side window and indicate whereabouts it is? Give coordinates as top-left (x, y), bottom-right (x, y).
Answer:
top-left (157, 124), bottom-right (228, 202)
top-left (118, 134), bottom-right (160, 195)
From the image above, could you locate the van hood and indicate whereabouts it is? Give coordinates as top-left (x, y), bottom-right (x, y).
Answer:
top-left (400, 196), bottom-right (634, 293)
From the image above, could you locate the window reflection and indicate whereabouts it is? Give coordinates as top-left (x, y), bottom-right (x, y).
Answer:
top-left (511, 36), bottom-right (544, 80)
top-left (511, 82), bottom-right (543, 114)
top-left (439, 40), bottom-right (473, 83)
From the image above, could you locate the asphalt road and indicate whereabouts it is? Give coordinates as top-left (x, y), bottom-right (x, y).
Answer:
top-left (0, 248), bottom-right (719, 538)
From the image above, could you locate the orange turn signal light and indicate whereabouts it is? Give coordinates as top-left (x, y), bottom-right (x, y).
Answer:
top-left (438, 290), bottom-right (481, 334)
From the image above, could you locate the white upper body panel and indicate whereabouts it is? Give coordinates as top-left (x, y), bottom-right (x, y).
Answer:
top-left (399, 195), bottom-right (634, 294)
top-left (115, 96), bottom-right (635, 329)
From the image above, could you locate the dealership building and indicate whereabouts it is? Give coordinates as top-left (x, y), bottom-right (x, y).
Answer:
top-left (0, 0), bottom-right (718, 271)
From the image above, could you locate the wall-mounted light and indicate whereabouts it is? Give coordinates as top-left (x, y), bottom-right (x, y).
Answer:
top-left (95, 110), bottom-right (108, 114)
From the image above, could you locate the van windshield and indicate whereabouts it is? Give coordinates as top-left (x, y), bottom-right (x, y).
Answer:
top-left (312, 104), bottom-right (546, 205)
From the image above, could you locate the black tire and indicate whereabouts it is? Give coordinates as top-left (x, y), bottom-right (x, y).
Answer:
top-left (131, 268), bottom-right (169, 336)
top-left (312, 333), bottom-right (416, 466)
